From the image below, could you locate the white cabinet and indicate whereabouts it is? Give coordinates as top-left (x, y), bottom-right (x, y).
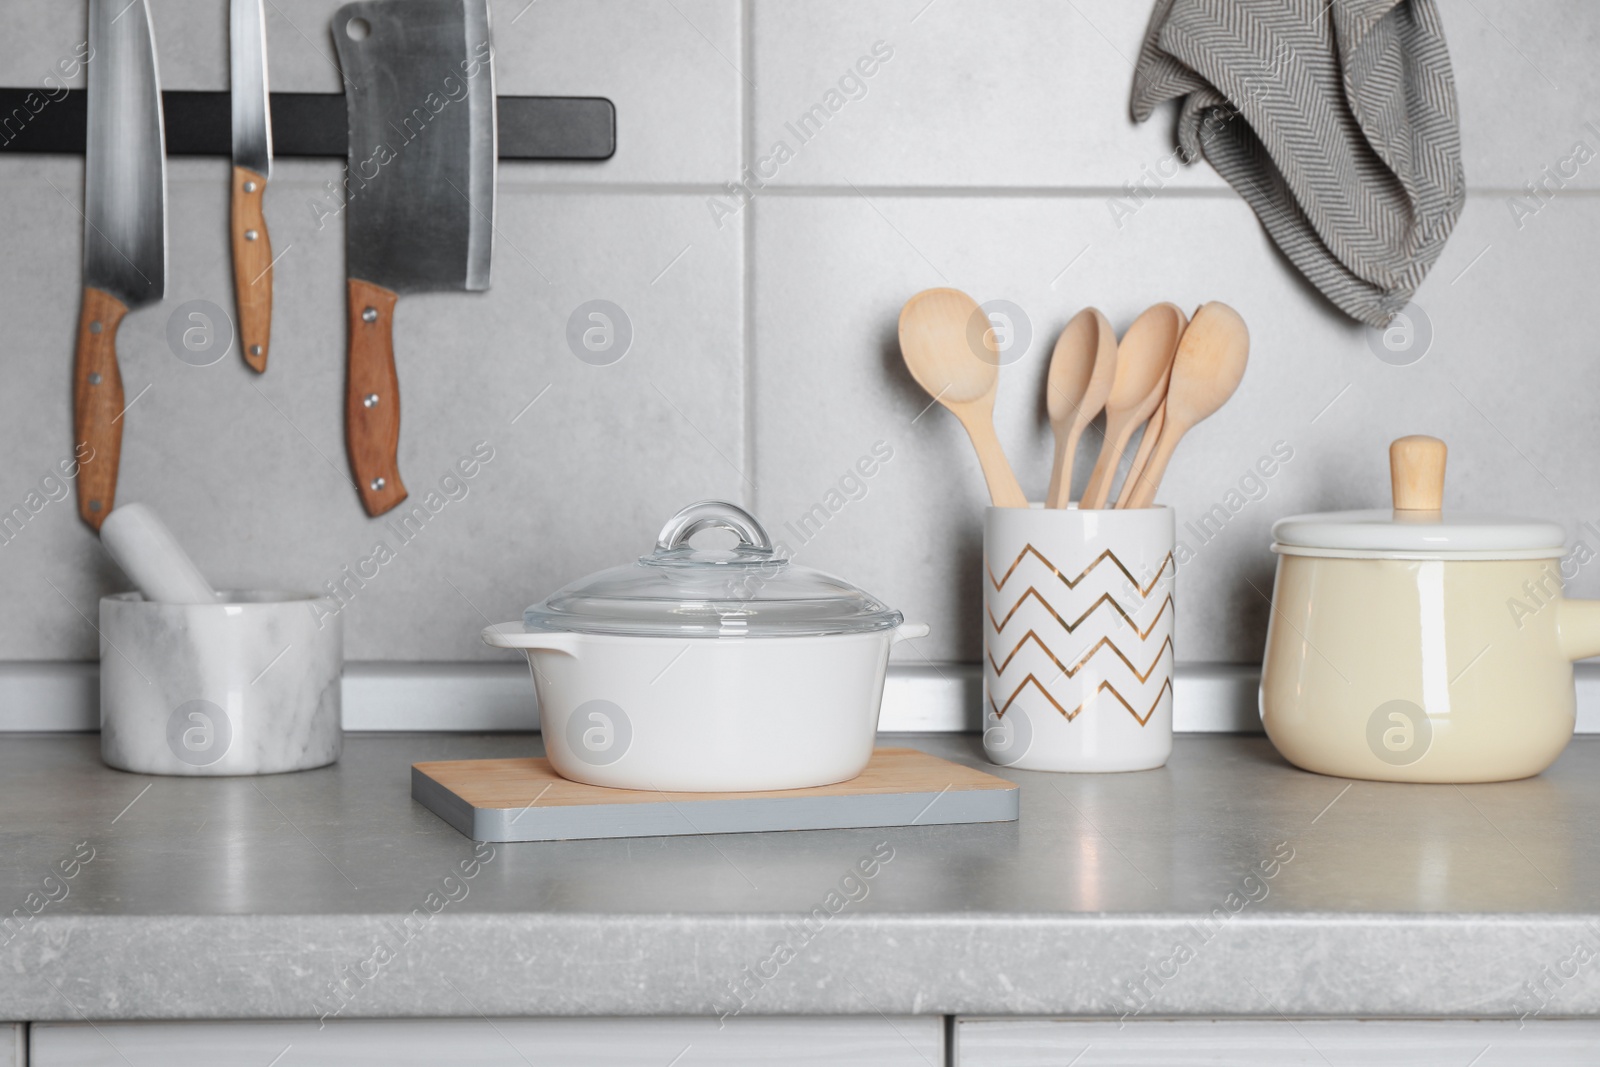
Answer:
top-left (2, 1025), bottom-right (19, 1067)
top-left (954, 1018), bottom-right (1600, 1065)
top-left (31, 1016), bottom-right (942, 1067)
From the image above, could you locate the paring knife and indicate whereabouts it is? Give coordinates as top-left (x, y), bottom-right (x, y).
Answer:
top-left (332, 0), bottom-right (496, 516)
top-left (75, 0), bottom-right (166, 531)
top-left (231, 0), bottom-right (274, 373)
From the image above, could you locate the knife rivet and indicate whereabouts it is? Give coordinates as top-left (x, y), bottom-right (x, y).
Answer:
top-left (362, 307), bottom-right (378, 323)
top-left (244, 181), bottom-right (258, 194)
top-left (88, 373), bottom-right (102, 385)
top-left (245, 230), bottom-right (259, 241)
top-left (363, 393), bottom-right (380, 408)
top-left (370, 478), bottom-right (386, 492)
top-left (89, 321), bottom-right (102, 334)
top-left (250, 344), bottom-right (263, 357)
top-left (89, 500), bottom-right (102, 513)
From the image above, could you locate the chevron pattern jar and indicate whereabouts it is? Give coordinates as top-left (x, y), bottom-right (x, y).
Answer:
top-left (981, 505), bottom-right (1175, 773)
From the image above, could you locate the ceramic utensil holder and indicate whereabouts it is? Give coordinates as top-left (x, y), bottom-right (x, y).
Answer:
top-left (99, 591), bottom-right (342, 776)
top-left (982, 505), bottom-right (1175, 772)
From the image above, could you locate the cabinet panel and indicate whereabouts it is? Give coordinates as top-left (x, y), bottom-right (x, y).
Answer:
top-left (955, 1018), bottom-right (1600, 1066)
top-left (32, 1016), bottom-right (941, 1067)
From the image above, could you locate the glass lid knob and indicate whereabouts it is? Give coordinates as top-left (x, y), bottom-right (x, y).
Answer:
top-left (652, 500), bottom-right (774, 557)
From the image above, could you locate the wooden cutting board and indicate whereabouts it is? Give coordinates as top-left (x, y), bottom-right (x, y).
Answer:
top-left (411, 747), bottom-right (1019, 842)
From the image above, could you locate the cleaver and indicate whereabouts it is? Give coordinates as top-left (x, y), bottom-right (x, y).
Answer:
top-left (333, 0), bottom-right (495, 516)
top-left (75, 0), bottom-right (167, 530)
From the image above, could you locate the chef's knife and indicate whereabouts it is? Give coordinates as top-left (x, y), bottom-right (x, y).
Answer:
top-left (332, 0), bottom-right (496, 516)
top-left (231, 0), bottom-right (274, 373)
top-left (75, 0), bottom-right (166, 531)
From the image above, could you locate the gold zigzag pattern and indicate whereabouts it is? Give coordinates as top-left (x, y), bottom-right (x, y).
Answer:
top-left (988, 674), bottom-right (1174, 727)
top-left (986, 587), bottom-right (1174, 639)
top-left (987, 630), bottom-right (1174, 683)
top-left (987, 544), bottom-right (1175, 599)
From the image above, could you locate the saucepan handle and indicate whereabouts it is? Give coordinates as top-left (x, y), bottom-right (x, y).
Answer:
top-left (1558, 599), bottom-right (1600, 662)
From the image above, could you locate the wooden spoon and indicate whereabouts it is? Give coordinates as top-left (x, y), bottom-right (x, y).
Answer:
top-left (898, 288), bottom-right (1029, 508)
top-left (1115, 397), bottom-right (1166, 508)
top-left (1117, 306), bottom-right (1194, 507)
top-left (1079, 303), bottom-right (1186, 510)
top-left (1123, 302), bottom-right (1250, 509)
top-left (1044, 308), bottom-right (1116, 509)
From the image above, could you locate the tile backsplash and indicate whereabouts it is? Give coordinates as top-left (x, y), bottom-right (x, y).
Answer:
top-left (1, 0), bottom-right (1597, 665)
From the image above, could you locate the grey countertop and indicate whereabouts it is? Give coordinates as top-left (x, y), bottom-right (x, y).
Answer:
top-left (4, 731), bottom-right (1600, 1022)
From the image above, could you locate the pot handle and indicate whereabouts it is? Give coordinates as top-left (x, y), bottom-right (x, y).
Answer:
top-left (1558, 599), bottom-right (1600, 661)
top-left (890, 622), bottom-right (930, 645)
top-left (481, 623), bottom-right (582, 656)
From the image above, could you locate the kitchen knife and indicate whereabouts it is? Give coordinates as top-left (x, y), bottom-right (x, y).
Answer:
top-left (332, 0), bottom-right (496, 516)
top-left (231, 0), bottom-right (274, 373)
top-left (75, 0), bottom-right (166, 531)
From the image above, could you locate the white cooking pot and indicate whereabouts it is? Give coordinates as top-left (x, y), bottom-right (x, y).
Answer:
top-left (484, 501), bottom-right (928, 791)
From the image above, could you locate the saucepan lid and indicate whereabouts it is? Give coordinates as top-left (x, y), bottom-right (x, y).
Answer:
top-left (523, 500), bottom-right (905, 637)
top-left (1272, 436), bottom-right (1565, 560)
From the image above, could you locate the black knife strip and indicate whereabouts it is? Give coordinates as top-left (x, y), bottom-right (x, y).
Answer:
top-left (0, 90), bottom-right (614, 161)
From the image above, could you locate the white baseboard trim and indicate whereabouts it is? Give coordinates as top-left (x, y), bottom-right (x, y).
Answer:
top-left (5, 661), bottom-right (1600, 734)
top-left (0, 662), bottom-right (97, 731)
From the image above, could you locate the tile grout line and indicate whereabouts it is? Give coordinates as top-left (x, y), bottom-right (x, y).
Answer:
top-left (431, 182), bottom-right (1597, 199)
top-left (44, 166), bottom-right (1588, 201)
top-left (740, 0), bottom-right (758, 516)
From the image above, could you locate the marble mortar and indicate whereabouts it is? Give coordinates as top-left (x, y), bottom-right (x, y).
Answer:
top-left (99, 591), bottom-right (342, 775)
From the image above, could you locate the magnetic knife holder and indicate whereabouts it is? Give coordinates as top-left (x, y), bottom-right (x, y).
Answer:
top-left (0, 89), bottom-right (614, 160)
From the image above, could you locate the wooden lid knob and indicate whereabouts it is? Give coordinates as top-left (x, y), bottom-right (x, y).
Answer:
top-left (1390, 435), bottom-right (1446, 510)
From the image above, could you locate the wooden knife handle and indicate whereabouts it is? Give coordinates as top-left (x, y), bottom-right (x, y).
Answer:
top-left (231, 166), bottom-right (273, 373)
top-left (345, 278), bottom-right (408, 516)
top-left (73, 287), bottom-right (128, 531)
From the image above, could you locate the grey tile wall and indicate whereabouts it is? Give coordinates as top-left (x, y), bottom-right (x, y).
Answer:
top-left (747, 0), bottom-right (1224, 189)
top-left (1, 0), bottom-right (1597, 663)
top-left (752, 191), bottom-right (1600, 662)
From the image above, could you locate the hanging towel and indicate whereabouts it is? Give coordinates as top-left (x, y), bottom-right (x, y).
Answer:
top-left (1131, 0), bottom-right (1465, 328)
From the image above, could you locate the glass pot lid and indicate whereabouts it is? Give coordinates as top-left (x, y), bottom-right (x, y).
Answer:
top-left (1272, 436), bottom-right (1566, 560)
top-left (523, 501), bottom-right (905, 638)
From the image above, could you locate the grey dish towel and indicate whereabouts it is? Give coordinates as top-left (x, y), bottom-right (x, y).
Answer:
top-left (1131, 0), bottom-right (1465, 327)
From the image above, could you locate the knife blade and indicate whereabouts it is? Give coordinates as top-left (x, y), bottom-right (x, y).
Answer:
top-left (231, 0), bottom-right (274, 373)
top-left (76, 0), bottom-right (166, 530)
top-left (333, 0), bottom-right (495, 516)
